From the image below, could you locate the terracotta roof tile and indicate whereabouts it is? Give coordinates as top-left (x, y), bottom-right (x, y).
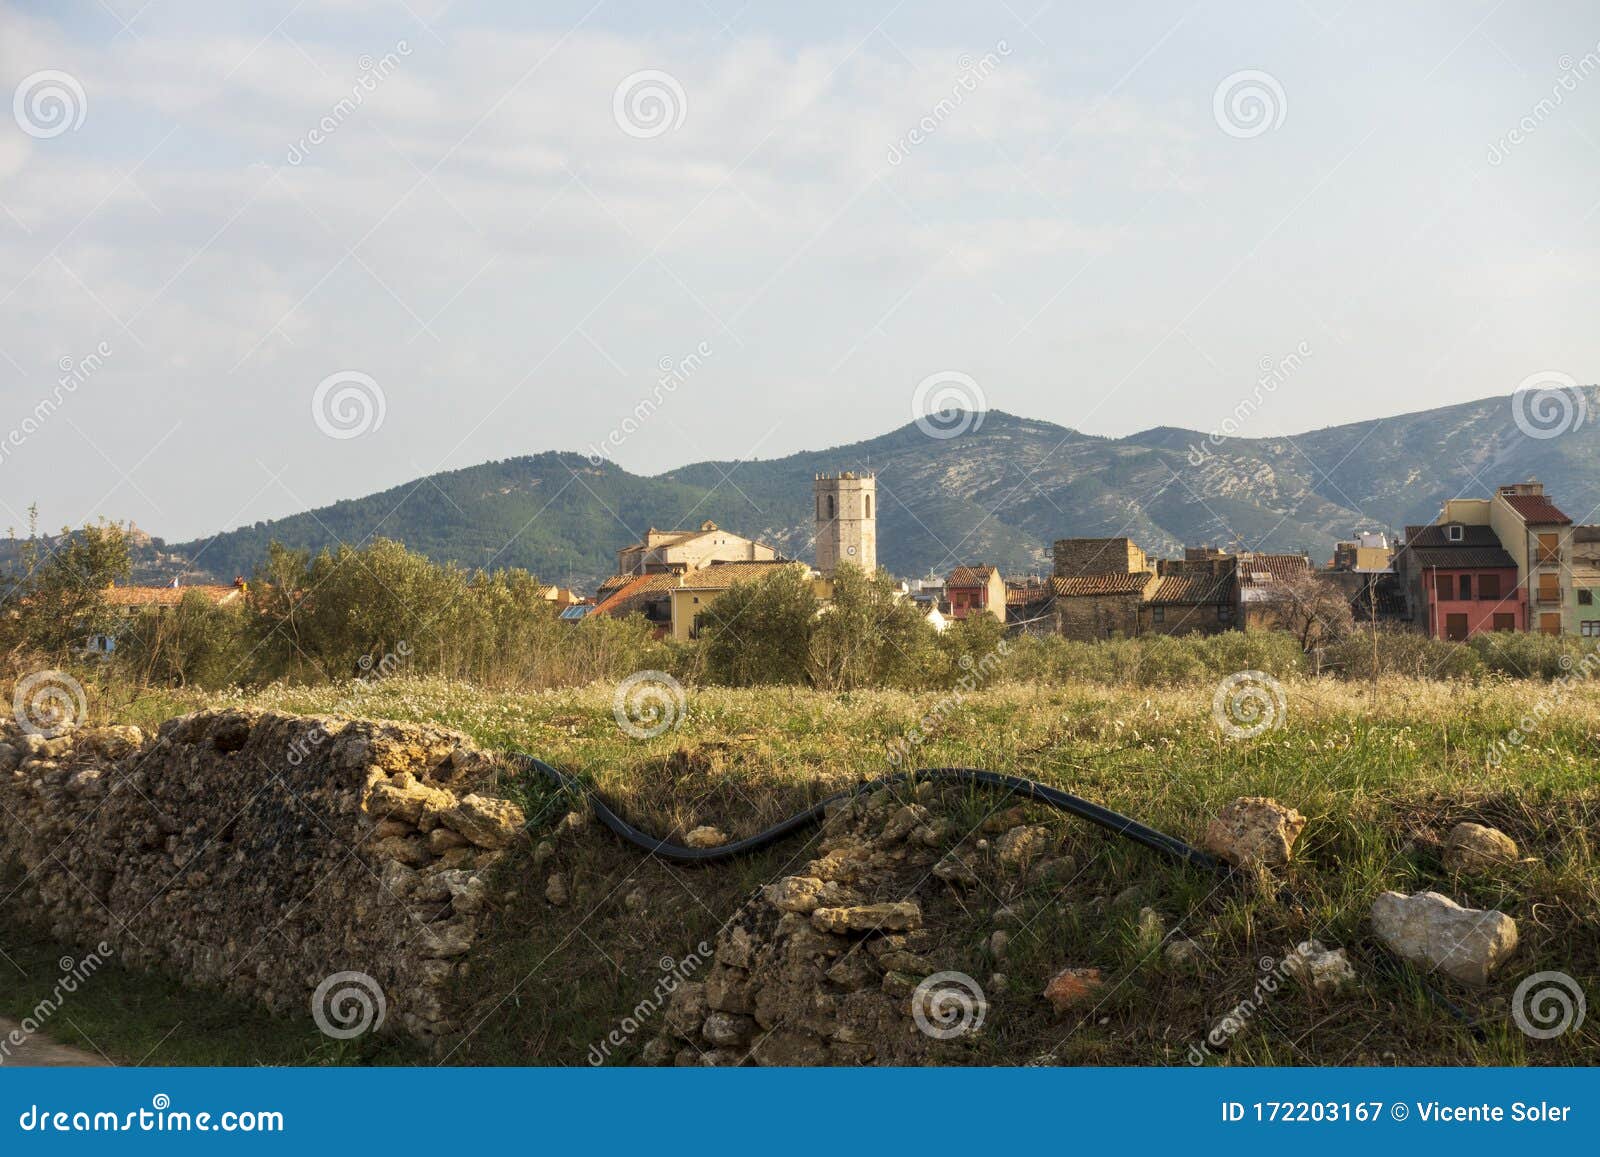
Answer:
top-left (1501, 494), bottom-right (1571, 524)
top-left (675, 561), bottom-right (805, 590)
top-left (946, 566), bottom-right (998, 587)
top-left (104, 584), bottom-right (243, 608)
top-left (1051, 572), bottom-right (1154, 597)
top-left (1149, 574), bottom-right (1233, 605)
top-left (592, 572), bottom-right (679, 616)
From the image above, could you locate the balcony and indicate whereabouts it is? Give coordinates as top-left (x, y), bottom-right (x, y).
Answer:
top-left (1535, 589), bottom-right (1563, 605)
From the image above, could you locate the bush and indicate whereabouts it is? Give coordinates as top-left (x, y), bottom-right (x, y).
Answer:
top-left (1325, 626), bottom-right (1485, 681)
top-left (1468, 631), bottom-right (1593, 679)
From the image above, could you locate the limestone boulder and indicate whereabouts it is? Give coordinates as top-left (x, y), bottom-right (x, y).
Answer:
top-left (1370, 890), bottom-right (1518, 985)
top-left (1203, 797), bottom-right (1306, 866)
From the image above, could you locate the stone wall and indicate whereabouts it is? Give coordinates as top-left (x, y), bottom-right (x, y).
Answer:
top-left (0, 710), bottom-right (524, 1047)
top-left (1054, 592), bottom-right (1143, 640)
top-left (1052, 537), bottom-right (1144, 577)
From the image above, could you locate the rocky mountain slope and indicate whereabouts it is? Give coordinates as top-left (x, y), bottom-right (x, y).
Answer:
top-left (41, 388), bottom-right (1599, 590)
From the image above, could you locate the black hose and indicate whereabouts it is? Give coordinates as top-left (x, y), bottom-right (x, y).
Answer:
top-left (512, 754), bottom-right (1222, 871)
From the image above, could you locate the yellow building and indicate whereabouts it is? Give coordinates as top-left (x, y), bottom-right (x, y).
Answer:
top-left (667, 561), bottom-right (827, 642)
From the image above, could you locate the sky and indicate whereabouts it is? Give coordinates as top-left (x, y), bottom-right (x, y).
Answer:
top-left (0, 0), bottom-right (1596, 541)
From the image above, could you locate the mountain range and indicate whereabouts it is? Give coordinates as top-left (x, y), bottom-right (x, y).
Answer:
top-left (55, 387), bottom-right (1600, 591)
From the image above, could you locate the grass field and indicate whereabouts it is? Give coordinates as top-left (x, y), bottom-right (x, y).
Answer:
top-left (5, 672), bottom-right (1597, 1066)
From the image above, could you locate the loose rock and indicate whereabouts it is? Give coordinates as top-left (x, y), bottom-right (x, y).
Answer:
top-left (1282, 939), bottom-right (1356, 995)
top-left (811, 901), bottom-right (922, 935)
top-left (1443, 822), bottom-right (1519, 872)
top-left (1203, 797), bottom-right (1306, 866)
top-left (685, 825), bottom-right (727, 849)
top-left (1370, 890), bottom-right (1518, 986)
top-left (1042, 966), bottom-right (1105, 1011)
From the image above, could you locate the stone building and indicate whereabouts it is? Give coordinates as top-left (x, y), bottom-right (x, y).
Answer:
top-left (1141, 573), bottom-right (1235, 635)
top-left (615, 521), bottom-right (781, 576)
top-left (1052, 536), bottom-right (1147, 578)
top-left (815, 472), bottom-right (876, 575)
top-left (1051, 572), bottom-right (1158, 639)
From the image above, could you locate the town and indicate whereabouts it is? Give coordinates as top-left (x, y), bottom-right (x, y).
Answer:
top-left (495, 473), bottom-right (1600, 647)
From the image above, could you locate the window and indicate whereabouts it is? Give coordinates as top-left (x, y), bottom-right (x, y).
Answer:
top-left (1152, 606), bottom-right (1165, 623)
top-left (1538, 533), bottom-right (1560, 564)
top-left (1434, 572), bottom-right (1452, 599)
top-left (1540, 612), bottom-right (1561, 636)
top-left (1458, 574), bottom-right (1472, 600)
top-left (1494, 613), bottom-right (1515, 631)
top-left (864, 494), bottom-right (871, 518)
top-left (1479, 573), bottom-right (1501, 600)
top-left (1446, 524), bottom-right (1464, 541)
top-left (1218, 604), bottom-right (1233, 622)
top-left (1583, 621), bottom-right (1600, 637)
top-left (826, 495), bottom-right (835, 520)
top-left (1580, 589), bottom-right (1594, 606)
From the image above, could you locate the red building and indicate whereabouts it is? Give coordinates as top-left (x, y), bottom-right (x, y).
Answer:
top-left (1395, 523), bottom-right (1523, 640)
top-left (944, 566), bottom-right (1006, 623)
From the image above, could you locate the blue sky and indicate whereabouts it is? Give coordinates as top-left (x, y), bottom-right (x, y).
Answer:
top-left (1, 0), bottom-right (1596, 540)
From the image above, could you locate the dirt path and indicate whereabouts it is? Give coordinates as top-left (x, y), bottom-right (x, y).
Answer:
top-left (0, 1017), bottom-right (108, 1066)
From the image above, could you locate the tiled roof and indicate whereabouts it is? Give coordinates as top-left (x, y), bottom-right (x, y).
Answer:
top-left (1235, 554), bottom-right (1311, 588)
top-left (104, 584), bottom-right (243, 608)
top-left (1051, 572), bottom-right (1154, 598)
top-left (1501, 494), bottom-right (1571, 525)
top-left (593, 572), bottom-right (679, 617)
top-left (1149, 574), bottom-right (1233, 605)
top-left (596, 574), bottom-right (633, 594)
top-left (1403, 546), bottom-right (1517, 569)
top-left (1005, 585), bottom-right (1052, 606)
top-left (1404, 523), bottom-right (1504, 549)
top-left (946, 566), bottom-right (998, 587)
top-left (676, 561), bottom-right (805, 590)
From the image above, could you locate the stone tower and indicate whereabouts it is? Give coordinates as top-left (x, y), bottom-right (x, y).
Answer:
top-left (814, 471), bottom-right (877, 574)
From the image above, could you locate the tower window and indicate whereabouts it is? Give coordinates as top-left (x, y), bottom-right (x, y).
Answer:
top-left (826, 495), bottom-right (835, 520)
top-left (864, 494), bottom-right (871, 518)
